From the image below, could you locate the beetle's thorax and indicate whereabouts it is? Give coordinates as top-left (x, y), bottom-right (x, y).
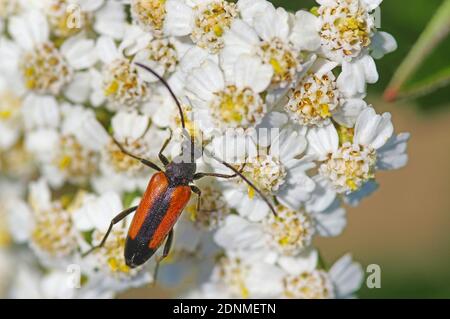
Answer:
top-left (165, 161), bottom-right (196, 186)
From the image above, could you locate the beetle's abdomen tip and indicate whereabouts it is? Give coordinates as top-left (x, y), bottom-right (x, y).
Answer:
top-left (124, 237), bottom-right (155, 268)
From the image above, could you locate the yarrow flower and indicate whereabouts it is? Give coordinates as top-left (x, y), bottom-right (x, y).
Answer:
top-left (0, 0), bottom-right (408, 299)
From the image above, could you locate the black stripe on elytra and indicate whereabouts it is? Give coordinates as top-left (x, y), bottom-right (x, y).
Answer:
top-left (133, 186), bottom-right (175, 247)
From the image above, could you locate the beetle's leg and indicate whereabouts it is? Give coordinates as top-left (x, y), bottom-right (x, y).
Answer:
top-left (194, 164), bottom-right (246, 180)
top-left (82, 205), bottom-right (138, 257)
top-left (112, 138), bottom-right (162, 172)
top-left (190, 185), bottom-right (202, 212)
top-left (158, 129), bottom-right (173, 167)
top-left (153, 229), bottom-right (174, 284)
top-left (194, 172), bottom-right (238, 180)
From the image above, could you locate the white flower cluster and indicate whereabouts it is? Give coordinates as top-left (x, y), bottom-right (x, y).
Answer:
top-left (0, 0), bottom-right (408, 299)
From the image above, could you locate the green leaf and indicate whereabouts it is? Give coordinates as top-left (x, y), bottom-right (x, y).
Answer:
top-left (384, 0), bottom-right (450, 102)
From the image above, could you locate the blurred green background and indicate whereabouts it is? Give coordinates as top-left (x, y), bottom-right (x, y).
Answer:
top-left (269, 0), bottom-right (450, 298)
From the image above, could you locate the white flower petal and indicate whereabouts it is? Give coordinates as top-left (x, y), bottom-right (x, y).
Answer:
top-left (9, 10), bottom-right (49, 51)
top-left (290, 10), bottom-right (321, 51)
top-left (329, 254), bottom-right (364, 298)
top-left (61, 37), bottom-right (97, 70)
top-left (333, 98), bottom-right (367, 128)
top-left (253, 6), bottom-right (289, 41)
top-left (246, 262), bottom-right (285, 298)
top-left (237, 0), bottom-right (273, 26)
top-left (64, 72), bottom-right (92, 103)
top-left (344, 180), bottom-right (379, 207)
top-left (278, 248), bottom-right (318, 275)
top-left (371, 31), bottom-right (397, 59)
top-left (186, 60), bottom-right (225, 101)
top-left (305, 175), bottom-right (337, 213)
top-left (112, 111), bottom-right (150, 142)
top-left (96, 36), bottom-right (120, 64)
top-left (164, 0), bottom-right (194, 36)
top-left (362, 0), bottom-right (383, 11)
top-left (376, 133), bottom-right (410, 170)
top-left (314, 200), bottom-right (347, 237)
top-left (233, 55), bottom-right (273, 93)
top-left (354, 107), bottom-right (393, 149)
top-left (94, 1), bottom-right (126, 39)
top-left (306, 124), bottom-right (339, 160)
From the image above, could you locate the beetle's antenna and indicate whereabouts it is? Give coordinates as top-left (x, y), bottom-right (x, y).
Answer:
top-left (135, 63), bottom-right (186, 130)
top-left (205, 150), bottom-right (278, 217)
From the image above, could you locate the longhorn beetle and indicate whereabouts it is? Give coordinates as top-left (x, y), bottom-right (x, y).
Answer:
top-left (83, 63), bottom-right (277, 273)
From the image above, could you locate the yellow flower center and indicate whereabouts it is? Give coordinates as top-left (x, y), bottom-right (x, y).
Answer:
top-left (320, 142), bottom-right (377, 193)
top-left (145, 38), bottom-right (179, 74)
top-left (319, 0), bottom-right (374, 60)
top-left (284, 270), bottom-right (334, 299)
top-left (31, 204), bottom-right (77, 257)
top-left (92, 228), bottom-right (139, 277)
top-left (103, 59), bottom-right (150, 109)
top-left (187, 184), bottom-right (230, 230)
top-left (106, 139), bottom-right (148, 173)
top-left (286, 71), bottom-right (340, 126)
top-left (192, 0), bottom-right (238, 53)
top-left (0, 141), bottom-right (34, 176)
top-left (0, 91), bottom-right (21, 122)
top-left (217, 256), bottom-right (250, 298)
top-left (265, 205), bottom-right (314, 255)
top-left (242, 155), bottom-right (287, 195)
top-left (20, 42), bottom-right (73, 95)
top-left (131, 0), bottom-right (167, 34)
top-left (258, 38), bottom-right (300, 87)
top-left (53, 135), bottom-right (98, 182)
top-left (211, 85), bottom-right (265, 129)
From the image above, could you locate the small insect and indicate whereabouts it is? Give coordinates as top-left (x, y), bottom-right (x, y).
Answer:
top-left (83, 63), bottom-right (277, 275)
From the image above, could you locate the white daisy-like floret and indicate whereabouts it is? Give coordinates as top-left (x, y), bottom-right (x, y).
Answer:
top-left (203, 253), bottom-right (285, 298)
top-left (0, 10), bottom-right (97, 100)
top-left (130, 0), bottom-right (169, 36)
top-left (304, 0), bottom-right (398, 95)
top-left (91, 111), bottom-right (164, 194)
top-left (278, 249), bottom-right (335, 299)
top-left (17, 179), bottom-right (83, 267)
top-left (221, 4), bottom-right (314, 88)
top-left (165, 0), bottom-right (238, 53)
top-left (21, 101), bottom-right (107, 187)
top-left (215, 200), bottom-right (346, 257)
top-left (307, 107), bottom-right (408, 195)
top-left (132, 30), bottom-right (193, 83)
top-left (285, 58), bottom-right (367, 127)
top-left (187, 57), bottom-right (272, 130)
top-left (208, 124), bottom-right (315, 221)
top-left (316, 0), bottom-right (376, 62)
top-left (73, 191), bottom-right (153, 288)
top-left (92, 36), bottom-right (150, 110)
top-left (198, 247), bottom-right (363, 299)
top-left (185, 176), bottom-right (231, 231)
top-left (44, 104), bottom-right (108, 187)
